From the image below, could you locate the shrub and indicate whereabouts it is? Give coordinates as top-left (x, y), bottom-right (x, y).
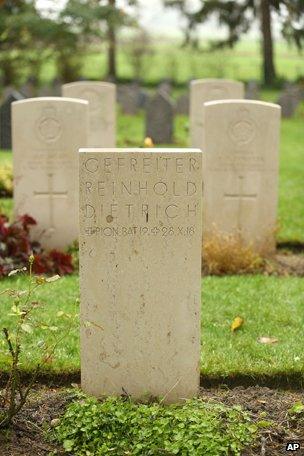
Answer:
top-left (0, 165), bottom-right (13, 198)
top-left (202, 232), bottom-right (264, 275)
top-left (54, 394), bottom-right (257, 455)
top-left (0, 214), bottom-right (74, 276)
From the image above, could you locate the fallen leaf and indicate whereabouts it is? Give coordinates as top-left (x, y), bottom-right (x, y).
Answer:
top-left (144, 137), bottom-right (154, 148)
top-left (230, 316), bottom-right (244, 332)
top-left (50, 418), bottom-right (60, 428)
top-left (46, 275), bottom-right (61, 283)
top-left (258, 336), bottom-right (278, 344)
top-left (21, 323), bottom-right (33, 334)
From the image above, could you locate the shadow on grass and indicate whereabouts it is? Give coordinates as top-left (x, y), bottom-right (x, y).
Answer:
top-left (0, 370), bottom-right (303, 391)
top-left (277, 241), bottom-right (304, 253)
top-left (200, 372), bottom-right (304, 391)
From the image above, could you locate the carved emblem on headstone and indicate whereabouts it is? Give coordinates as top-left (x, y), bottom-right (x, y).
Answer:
top-left (37, 107), bottom-right (62, 143)
top-left (229, 109), bottom-right (256, 146)
top-left (206, 85), bottom-right (228, 102)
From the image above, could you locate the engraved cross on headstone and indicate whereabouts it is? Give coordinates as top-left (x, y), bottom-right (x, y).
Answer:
top-left (34, 173), bottom-right (67, 230)
top-left (224, 175), bottom-right (257, 232)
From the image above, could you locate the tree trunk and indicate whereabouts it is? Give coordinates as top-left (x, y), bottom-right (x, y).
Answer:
top-left (107, 0), bottom-right (117, 80)
top-left (260, 0), bottom-right (276, 85)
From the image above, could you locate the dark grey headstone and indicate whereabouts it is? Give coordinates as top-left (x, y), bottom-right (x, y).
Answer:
top-left (277, 86), bottom-right (301, 118)
top-left (158, 79), bottom-right (172, 97)
top-left (51, 78), bottom-right (62, 96)
top-left (20, 76), bottom-right (37, 98)
top-left (245, 80), bottom-right (260, 100)
top-left (146, 91), bottom-right (174, 144)
top-left (0, 91), bottom-right (25, 150)
top-left (37, 85), bottom-right (53, 97)
top-left (117, 84), bottom-right (139, 115)
top-left (175, 93), bottom-right (189, 115)
top-left (117, 83), bottom-right (150, 114)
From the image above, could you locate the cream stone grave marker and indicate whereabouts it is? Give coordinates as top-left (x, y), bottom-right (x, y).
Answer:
top-left (190, 79), bottom-right (244, 149)
top-left (79, 148), bottom-right (202, 403)
top-left (203, 100), bottom-right (280, 252)
top-left (62, 81), bottom-right (116, 147)
top-left (12, 97), bottom-right (89, 249)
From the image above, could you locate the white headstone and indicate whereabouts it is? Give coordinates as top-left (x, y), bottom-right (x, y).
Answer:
top-left (12, 97), bottom-right (89, 249)
top-left (79, 148), bottom-right (203, 403)
top-left (203, 100), bottom-right (281, 252)
top-left (62, 81), bottom-right (116, 147)
top-left (190, 79), bottom-right (245, 148)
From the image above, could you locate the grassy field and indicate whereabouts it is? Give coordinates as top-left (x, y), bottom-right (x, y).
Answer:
top-left (0, 274), bottom-right (303, 384)
top-left (39, 39), bottom-right (304, 85)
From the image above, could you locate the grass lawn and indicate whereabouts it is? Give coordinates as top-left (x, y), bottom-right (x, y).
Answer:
top-left (39, 39), bottom-right (304, 85)
top-left (0, 274), bottom-right (303, 384)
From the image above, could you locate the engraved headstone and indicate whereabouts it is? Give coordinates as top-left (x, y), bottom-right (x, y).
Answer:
top-left (79, 148), bottom-right (203, 402)
top-left (190, 79), bottom-right (245, 149)
top-left (0, 91), bottom-right (25, 150)
top-left (175, 93), bottom-right (189, 115)
top-left (146, 92), bottom-right (174, 144)
top-left (245, 80), bottom-right (260, 100)
top-left (12, 97), bottom-right (89, 249)
top-left (62, 81), bottom-right (116, 147)
top-left (203, 100), bottom-right (280, 252)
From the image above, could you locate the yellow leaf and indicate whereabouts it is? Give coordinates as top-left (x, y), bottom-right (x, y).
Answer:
top-left (36, 276), bottom-right (46, 285)
top-left (144, 137), bottom-right (154, 148)
top-left (230, 316), bottom-right (244, 332)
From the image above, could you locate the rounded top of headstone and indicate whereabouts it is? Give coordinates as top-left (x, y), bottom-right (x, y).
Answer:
top-left (62, 81), bottom-right (116, 90)
top-left (204, 99), bottom-right (280, 111)
top-left (190, 78), bottom-right (244, 88)
top-left (12, 97), bottom-right (89, 107)
top-left (79, 148), bottom-right (202, 154)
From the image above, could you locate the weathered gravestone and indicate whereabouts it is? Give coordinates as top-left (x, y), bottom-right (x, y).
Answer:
top-left (190, 79), bottom-right (244, 149)
top-left (277, 86), bottom-right (301, 118)
top-left (245, 80), bottom-right (260, 100)
top-left (203, 100), bottom-right (281, 253)
top-left (175, 93), bottom-right (189, 115)
top-left (12, 97), bottom-right (89, 249)
top-left (117, 84), bottom-right (139, 115)
top-left (62, 81), bottom-right (116, 147)
top-left (158, 79), bottom-right (172, 97)
top-left (146, 92), bottom-right (174, 144)
top-left (0, 91), bottom-right (25, 150)
top-left (79, 148), bottom-right (203, 402)
top-left (20, 76), bottom-right (37, 98)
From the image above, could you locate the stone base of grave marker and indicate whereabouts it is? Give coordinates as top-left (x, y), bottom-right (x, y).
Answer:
top-left (79, 148), bottom-right (202, 403)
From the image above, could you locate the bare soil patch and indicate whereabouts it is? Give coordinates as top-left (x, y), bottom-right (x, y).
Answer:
top-left (200, 386), bottom-right (304, 455)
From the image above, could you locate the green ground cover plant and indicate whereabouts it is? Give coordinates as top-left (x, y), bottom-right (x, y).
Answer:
top-left (0, 274), bottom-right (303, 382)
top-left (53, 394), bottom-right (257, 456)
